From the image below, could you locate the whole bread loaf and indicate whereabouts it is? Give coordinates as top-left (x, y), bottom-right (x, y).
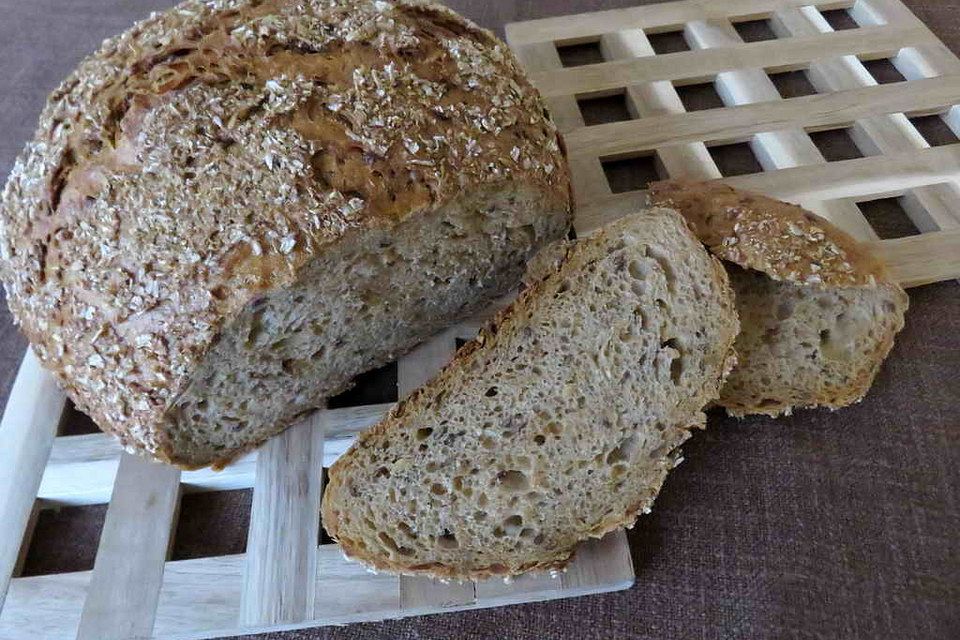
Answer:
top-left (322, 208), bottom-right (739, 579)
top-left (650, 180), bottom-right (908, 416)
top-left (0, 0), bottom-right (571, 468)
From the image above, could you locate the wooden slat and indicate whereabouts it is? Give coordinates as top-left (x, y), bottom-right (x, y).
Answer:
top-left (76, 452), bottom-right (181, 640)
top-left (773, 3), bottom-right (960, 237)
top-left (561, 530), bottom-right (635, 594)
top-left (0, 569), bottom-right (87, 640)
top-left (36, 404), bottom-right (389, 507)
top-left (684, 17), bottom-right (877, 240)
top-left (0, 350), bottom-right (66, 612)
top-left (4, 537), bottom-right (633, 640)
top-left (528, 24), bottom-right (929, 98)
top-left (720, 143), bottom-right (960, 201)
top-left (504, 0), bottom-right (853, 46)
top-left (509, 42), bottom-right (585, 134)
top-left (599, 29), bottom-right (721, 180)
top-left (562, 76), bottom-right (960, 160)
top-left (11, 502), bottom-right (41, 578)
top-left (239, 412), bottom-right (325, 627)
top-left (396, 329), bottom-right (477, 611)
top-left (871, 230), bottom-right (960, 287)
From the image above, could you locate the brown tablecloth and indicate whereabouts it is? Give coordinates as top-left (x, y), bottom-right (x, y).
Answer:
top-left (1, 1), bottom-right (958, 639)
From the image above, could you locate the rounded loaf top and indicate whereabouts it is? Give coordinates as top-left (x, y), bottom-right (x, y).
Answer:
top-left (0, 0), bottom-right (569, 451)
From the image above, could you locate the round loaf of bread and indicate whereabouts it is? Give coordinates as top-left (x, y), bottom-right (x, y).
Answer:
top-left (0, 0), bottom-right (571, 468)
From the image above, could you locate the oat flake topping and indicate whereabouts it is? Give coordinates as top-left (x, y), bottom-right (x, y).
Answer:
top-left (0, 0), bottom-right (568, 456)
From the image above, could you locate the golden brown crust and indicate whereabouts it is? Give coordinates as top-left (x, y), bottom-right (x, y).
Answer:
top-left (650, 180), bottom-right (908, 417)
top-left (0, 0), bottom-right (570, 460)
top-left (649, 180), bottom-right (890, 287)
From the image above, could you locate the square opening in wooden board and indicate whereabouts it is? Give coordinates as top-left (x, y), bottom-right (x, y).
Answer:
top-left (556, 40), bottom-right (604, 67)
top-left (18, 503), bottom-right (107, 576)
top-left (821, 8), bottom-right (860, 31)
top-left (733, 18), bottom-right (778, 42)
top-left (646, 29), bottom-right (690, 54)
top-left (601, 153), bottom-right (663, 194)
top-left (856, 196), bottom-right (921, 239)
top-left (808, 127), bottom-right (866, 162)
top-left (862, 57), bottom-right (908, 84)
top-left (908, 113), bottom-right (960, 146)
top-left (170, 489), bottom-right (254, 561)
top-left (708, 141), bottom-right (764, 177)
top-left (674, 81), bottom-right (725, 111)
top-left (578, 91), bottom-right (633, 126)
top-left (768, 69), bottom-right (819, 99)
top-left (328, 361), bottom-right (398, 409)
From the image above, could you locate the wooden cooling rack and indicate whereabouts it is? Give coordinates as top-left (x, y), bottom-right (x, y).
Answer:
top-left (2, 0), bottom-right (959, 637)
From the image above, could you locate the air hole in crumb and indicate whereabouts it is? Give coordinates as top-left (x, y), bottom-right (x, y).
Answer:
top-left (503, 515), bottom-right (524, 535)
top-left (438, 532), bottom-right (458, 549)
top-left (534, 434), bottom-right (546, 446)
top-left (415, 427), bottom-right (433, 441)
top-left (378, 531), bottom-right (400, 553)
top-left (430, 483), bottom-right (447, 496)
top-left (606, 434), bottom-right (639, 464)
top-left (496, 470), bottom-right (529, 492)
top-left (485, 386), bottom-right (499, 397)
top-left (628, 259), bottom-right (650, 281)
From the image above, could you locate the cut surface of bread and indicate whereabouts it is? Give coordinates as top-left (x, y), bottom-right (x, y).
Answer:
top-left (650, 180), bottom-right (909, 417)
top-left (322, 208), bottom-right (739, 579)
top-left (173, 184), bottom-right (567, 466)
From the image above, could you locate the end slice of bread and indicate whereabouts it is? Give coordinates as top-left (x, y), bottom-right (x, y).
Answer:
top-left (322, 208), bottom-right (738, 580)
top-left (650, 180), bottom-right (909, 417)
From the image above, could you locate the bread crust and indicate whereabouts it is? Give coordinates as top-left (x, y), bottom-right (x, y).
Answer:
top-left (0, 0), bottom-right (570, 462)
top-left (650, 180), bottom-right (908, 416)
top-left (649, 180), bottom-right (890, 287)
top-left (323, 209), bottom-right (739, 580)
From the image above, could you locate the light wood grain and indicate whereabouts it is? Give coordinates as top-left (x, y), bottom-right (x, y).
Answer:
top-left (871, 230), bottom-right (960, 287)
top-left (561, 76), bottom-right (960, 162)
top-left (528, 24), bottom-right (928, 98)
top-left (684, 15), bottom-right (876, 240)
top-left (240, 412), bottom-right (325, 627)
top-left (76, 452), bottom-right (181, 640)
top-left (772, 3), bottom-right (960, 237)
top-left (0, 350), bottom-right (65, 612)
top-left (510, 41), bottom-right (585, 134)
top-left (505, 0), bottom-right (853, 46)
top-left (599, 29), bottom-right (721, 180)
top-left (2, 538), bottom-right (634, 640)
top-left (561, 530), bottom-right (635, 594)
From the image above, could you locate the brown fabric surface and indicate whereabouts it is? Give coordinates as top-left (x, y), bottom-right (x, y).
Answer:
top-left (1, 1), bottom-right (958, 639)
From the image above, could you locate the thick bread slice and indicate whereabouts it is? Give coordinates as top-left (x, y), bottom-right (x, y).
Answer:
top-left (650, 180), bottom-right (909, 417)
top-left (322, 208), bottom-right (739, 580)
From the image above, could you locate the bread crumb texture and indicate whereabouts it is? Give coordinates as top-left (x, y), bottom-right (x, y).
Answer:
top-left (650, 180), bottom-right (908, 416)
top-left (0, 0), bottom-right (570, 465)
top-left (323, 209), bottom-right (739, 579)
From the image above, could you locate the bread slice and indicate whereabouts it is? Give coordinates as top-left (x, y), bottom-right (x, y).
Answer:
top-left (649, 180), bottom-right (908, 417)
top-left (322, 208), bottom-right (739, 580)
